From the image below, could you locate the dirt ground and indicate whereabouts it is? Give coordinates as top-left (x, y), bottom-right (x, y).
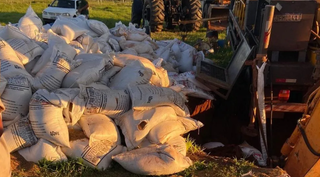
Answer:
top-left (11, 150), bottom-right (288, 177)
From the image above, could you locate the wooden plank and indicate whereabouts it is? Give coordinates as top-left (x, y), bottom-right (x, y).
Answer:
top-left (265, 103), bottom-right (306, 113)
top-left (284, 99), bottom-right (320, 177)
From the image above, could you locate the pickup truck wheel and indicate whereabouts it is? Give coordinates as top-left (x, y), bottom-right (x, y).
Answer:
top-left (142, 0), bottom-right (165, 32)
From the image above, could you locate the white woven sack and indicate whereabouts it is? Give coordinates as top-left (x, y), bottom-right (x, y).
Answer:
top-left (57, 88), bottom-right (85, 126)
top-left (140, 136), bottom-right (187, 156)
top-left (87, 19), bottom-right (110, 36)
top-left (80, 83), bottom-right (131, 118)
top-left (109, 60), bottom-right (153, 90)
top-left (29, 89), bottom-right (71, 147)
top-left (56, 16), bottom-right (99, 37)
top-left (116, 106), bottom-right (178, 150)
top-left (79, 114), bottom-right (121, 146)
top-left (0, 25), bottom-right (30, 41)
top-left (31, 32), bottom-right (74, 75)
top-left (19, 138), bottom-right (67, 163)
top-left (108, 38), bottom-right (120, 52)
top-left (1, 74), bottom-right (32, 121)
top-left (178, 48), bottom-right (195, 73)
top-left (112, 144), bottom-right (192, 175)
top-left (99, 66), bottom-right (121, 86)
top-left (51, 17), bottom-right (88, 42)
top-left (147, 117), bottom-right (203, 144)
top-left (114, 54), bottom-right (170, 87)
top-left (62, 54), bottom-right (113, 88)
top-left (62, 139), bottom-right (126, 170)
top-left (6, 38), bottom-right (44, 65)
top-left (18, 6), bottom-right (42, 39)
top-left (32, 44), bottom-right (79, 91)
top-left (120, 48), bottom-right (138, 55)
top-left (119, 39), bottom-right (154, 54)
top-left (128, 84), bottom-right (190, 117)
top-left (76, 34), bottom-right (94, 53)
top-left (2, 115), bottom-right (37, 153)
top-left (0, 136), bottom-right (11, 177)
top-left (0, 75), bottom-right (7, 96)
top-left (25, 56), bottom-right (40, 75)
top-left (0, 38), bottom-right (32, 81)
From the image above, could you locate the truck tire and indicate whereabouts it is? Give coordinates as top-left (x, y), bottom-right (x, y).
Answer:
top-left (142, 0), bottom-right (165, 32)
top-left (180, 0), bottom-right (202, 32)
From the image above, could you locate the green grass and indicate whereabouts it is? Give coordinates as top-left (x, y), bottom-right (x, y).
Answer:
top-left (178, 158), bottom-right (254, 177)
top-left (186, 134), bottom-right (203, 154)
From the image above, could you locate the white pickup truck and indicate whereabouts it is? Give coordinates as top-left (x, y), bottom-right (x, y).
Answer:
top-left (42, 0), bottom-right (79, 24)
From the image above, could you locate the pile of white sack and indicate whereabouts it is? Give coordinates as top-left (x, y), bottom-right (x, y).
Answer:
top-left (0, 6), bottom-right (215, 175)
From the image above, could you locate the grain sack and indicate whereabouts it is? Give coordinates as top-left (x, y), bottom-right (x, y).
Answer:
top-left (6, 38), bottom-right (44, 65)
top-left (178, 48), bottom-right (196, 73)
top-left (62, 139), bottom-right (126, 170)
top-left (166, 136), bottom-right (187, 156)
top-left (57, 88), bottom-right (85, 126)
top-left (114, 54), bottom-right (170, 87)
top-left (0, 136), bottom-right (11, 177)
top-left (1, 74), bottom-right (32, 121)
top-left (169, 71), bottom-right (211, 91)
top-left (78, 114), bottom-right (121, 146)
top-left (119, 39), bottom-right (154, 54)
top-left (31, 32), bottom-right (74, 75)
top-left (128, 84), bottom-right (190, 117)
top-left (114, 53), bottom-right (151, 67)
top-left (80, 83), bottom-right (131, 118)
top-left (117, 106), bottom-right (178, 150)
top-left (125, 31), bottom-right (149, 42)
top-left (62, 54), bottom-right (113, 88)
top-left (32, 44), bottom-right (79, 91)
top-left (18, 6), bottom-right (42, 39)
top-left (0, 38), bottom-right (32, 81)
top-left (2, 115), bottom-right (37, 152)
top-left (176, 80), bottom-right (214, 100)
top-left (171, 42), bottom-right (182, 60)
top-left (29, 89), bottom-right (70, 147)
top-left (109, 60), bottom-right (153, 90)
top-left (57, 16), bottom-right (99, 37)
top-left (69, 41), bottom-right (85, 53)
top-left (0, 25), bottom-right (30, 41)
top-left (25, 56), bottom-right (40, 75)
top-left (99, 66), bottom-right (121, 86)
top-left (0, 75), bottom-right (7, 96)
top-left (147, 117), bottom-right (203, 144)
top-left (87, 19), bottom-right (110, 36)
top-left (108, 38), bottom-right (120, 52)
top-left (140, 136), bottom-right (187, 156)
top-left (112, 144), bottom-right (192, 175)
top-left (19, 138), bottom-right (67, 163)
top-left (51, 18), bottom-right (88, 42)
top-left (76, 34), bottom-right (94, 53)
top-left (138, 53), bottom-right (158, 61)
